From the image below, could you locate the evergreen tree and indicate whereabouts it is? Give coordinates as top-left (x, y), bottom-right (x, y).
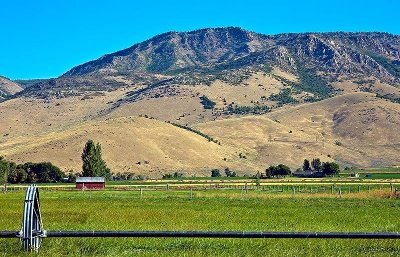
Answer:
top-left (303, 159), bottom-right (311, 171)
top-left (81, 140), bottom-right (111, 179)
top-left (311, 158), bottom-right (322, 171)
top-left (0, 156), bottom-right (9, 184)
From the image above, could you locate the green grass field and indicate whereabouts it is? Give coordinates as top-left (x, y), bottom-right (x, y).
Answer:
top-left (1, 190), bottom-right (400, 256)
top-left (338, 173), bottom-right (400, 179)
top-left (340, 167), bottom-right (400, 180)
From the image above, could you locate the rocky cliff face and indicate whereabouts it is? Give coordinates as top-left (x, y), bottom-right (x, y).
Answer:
top-left (63, 27), bottom-right (271, 76)
top-left (21, 27), bottom-right (400, 98)
top-left (63, 28), bottom-right (400, 80)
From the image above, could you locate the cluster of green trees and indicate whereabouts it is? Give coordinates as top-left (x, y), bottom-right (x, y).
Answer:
top-left (224, 168), bottom-right (237, 177)
top-left (0, 157), bottom-right (65, 184)
top-left (295, 63), bottom-right (333, 99)
top-left (199, 95), bottom-right (216, 109)
top-left (225, 104), bottom-right (270, 115)
top-left (268, 88), bottom-right (298, 105)
top-left (265, 164), bottom-right (291, 178)
top-left (210, 168), bottom-right (238, 178)
top-left (0, 140), bottom-right (113, 184)
top-left (112, 172), bottom-right (146, 181)
top-left (262, 159), bottom-right (340, 179)
top-left (376, 93), bottom-right (400, 104)
top-left (162, 172), bottom-right (184, 179)
top-left (302, 158), bottom-right (340, 176)
top-left (367, 52), bottom-right (400, 78)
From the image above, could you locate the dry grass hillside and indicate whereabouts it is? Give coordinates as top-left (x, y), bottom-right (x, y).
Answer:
top-left (0, 116), bottom-right (257, 176)
top-left (0, 90), bottom-right (254, 176)
top-left (0, 76), bottom-right (22, 100)
top-left (108, 70), bottom-right (297, 124)
top-left (196, 92), bottom-right (400, 168)
top-left (1, 87), bottom-right (399, 176)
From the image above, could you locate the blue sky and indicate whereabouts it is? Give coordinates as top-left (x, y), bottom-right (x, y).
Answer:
top-left (1, 0), bottom-right (399, 79)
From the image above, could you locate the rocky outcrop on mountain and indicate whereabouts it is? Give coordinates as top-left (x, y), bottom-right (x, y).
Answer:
top-left (63, 27), bottom-right (272, 76)
top-left (62, 28), bottom-right (399, 80)
top-left (20, 27), bottom-right (400, 99)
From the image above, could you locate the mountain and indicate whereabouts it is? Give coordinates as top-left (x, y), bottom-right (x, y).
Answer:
top-left (21, 27), bottom-right (400, 106)
top-left (15, 79), bottom-right (49, 89)
top-left (0, 76), bottom-right (22, 101)
top-left (1, 27), bottom-right (400, 174)
top-left (63, 28), bottom-right (400, 82)
top-left (63, 27), bottom-right (271, 76)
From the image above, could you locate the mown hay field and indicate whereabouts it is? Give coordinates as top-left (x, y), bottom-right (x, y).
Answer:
top-left (1, 190), bottom-right (400, 256)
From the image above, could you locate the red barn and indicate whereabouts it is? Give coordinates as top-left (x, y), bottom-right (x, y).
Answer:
top-left (76, 177), bottom-right (105, 190)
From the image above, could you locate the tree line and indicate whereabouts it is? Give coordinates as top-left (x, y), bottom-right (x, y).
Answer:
top-left (1, 139), bottom-right (341, 184)
top-left (201, 158), bottom-right (340, 179)
top-left (0, 140), bottom-right (112, 184)
top-left (0, 156), bottom-right (65, 184)
top-left (301, 158), bottom-right (340, 176)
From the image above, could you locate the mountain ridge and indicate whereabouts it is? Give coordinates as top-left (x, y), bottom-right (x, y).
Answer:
top-left (62, 27), bottom-right (400, 79)
top-left (16, 27), bottom-right (399, 102)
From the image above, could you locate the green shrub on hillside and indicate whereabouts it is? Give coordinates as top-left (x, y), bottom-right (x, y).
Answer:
top-left (376, 93), bottom-right (400, 104)
top-left (295, 63), bottom-right (333, 99)
top-left (199, 95), bottom-right (216, 109)
top-left (367, 52), bottom-right (400, 77)
top-left (225, 104), bottom-right (270, 115)
top-left (268, 88), bottom-right (298, 105)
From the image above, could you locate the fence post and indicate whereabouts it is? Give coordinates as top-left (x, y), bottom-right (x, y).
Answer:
top-left (140, 188), bottom-right (143, 199)
top-left (331, 185), bottom-right (334, 194)
top-left (358, 185), bottom-right (360, 193)
top-left (339, 187), bottom-right (342, 198)
top-left (245, 183), bottom-right (248, 193)
top-left (390, 183), bottom-right (393, 192)
top-left (189, 188), bottom-right (193, 200)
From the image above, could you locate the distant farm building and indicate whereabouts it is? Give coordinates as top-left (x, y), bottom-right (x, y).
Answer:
top-left (76, 177), bottom-right (105, 190)
top-left (292, 171), bottom-right (326, 178)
